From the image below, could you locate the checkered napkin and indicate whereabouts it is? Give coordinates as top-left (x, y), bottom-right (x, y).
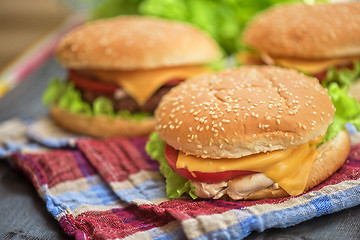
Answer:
top-left (10, 129), bottom-right (360, 240)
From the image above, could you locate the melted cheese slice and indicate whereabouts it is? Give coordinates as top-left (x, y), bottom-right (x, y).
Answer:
top-left (267, 55), bottom-right (360, 74)
top-left (87, 66), bottom-right (211, 106)
top-left (238, 51), bottom-right (360, 74)
top-left (176, 137), bottom-right (322, 196)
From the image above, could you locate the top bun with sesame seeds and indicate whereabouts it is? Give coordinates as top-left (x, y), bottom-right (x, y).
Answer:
top-left (56, 16), bottom-right (220, 70)
top-left (156, 65), bottom-right (335, 158)
top-left (44, 16), bottom-right (221, 137)
top-left (151, 65), bottom-right (350, 200)
top-left (241, 2), bottom-right (360, 77)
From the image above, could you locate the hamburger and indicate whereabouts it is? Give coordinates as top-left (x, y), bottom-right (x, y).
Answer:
top-left (43, 16), bottom-right (220, 137)
top-left (147, 66), bottom-right (351, 200)
top-left (241, 2), bottom-right (360, 80)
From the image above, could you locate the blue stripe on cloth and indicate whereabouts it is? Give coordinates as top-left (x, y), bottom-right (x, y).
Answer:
top-left (190, 180), bottom-right (360, 240)
top-left (0, 142), bottom-right (44, 158)
top-left (115, 180), bottom-right (167, 203)
top-left (27, 130), bottom-right (77, 148)
top-left (149, 222), bottom-right (186, 240)
top-left (311, 195), bottom-right (333, 216)
top-left (345, 123), bottom-right (358, 135)
top-left (44, 192), bottom-right (69, 218)
top-left (52, 179), bottom-right (121, 211)
top-left (327, 181), bottom-right (360, 212)
top-left (0, 148), bottom-right (9, 158)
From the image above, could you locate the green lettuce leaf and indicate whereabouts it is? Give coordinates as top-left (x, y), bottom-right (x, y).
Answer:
top-left (321, 61), bottom-right (360, 89)
top-left (90, 0), bottom-right (143, 19)
top-left (320, 63), bottom-right (360, 143)
top-left (43, 78), bottom-right (151, 121)
top-left (322, 83), bottom-right (360, 143)
top-left (145, 131), bottom-right (197, 199)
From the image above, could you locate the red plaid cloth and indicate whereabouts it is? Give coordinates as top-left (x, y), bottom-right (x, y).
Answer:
top-left (11, 136), bottom-right (360, 240)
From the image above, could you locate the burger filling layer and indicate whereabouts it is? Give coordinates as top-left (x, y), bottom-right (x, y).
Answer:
top-left (262, 54), bottom-right (360, 81)
top-left (239, 51), bottom-right (360, 80)
top-left (68, 65), bottom-right (210, 114)
top-left (170, 136), bottom-right (322, 197)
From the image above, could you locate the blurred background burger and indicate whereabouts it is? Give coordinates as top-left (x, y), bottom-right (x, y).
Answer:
top-left (43, 16), bottom-right (220, 137)
top-left (241, 2), bottom-right (360, 80)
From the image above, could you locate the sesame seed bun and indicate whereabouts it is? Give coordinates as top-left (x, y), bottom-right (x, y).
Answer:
top-left (155, 66), bottom-right (335, 158)
top-left (50, 105), bottom-right (154, 138)
top-left (243, 2), bottom-right (360, 59)
top-left (56, 16), bottom-right (220, 70)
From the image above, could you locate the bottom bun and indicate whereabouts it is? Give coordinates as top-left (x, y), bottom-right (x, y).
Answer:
top-left (242, 130), bottom-right (350, 200)
top-left (50, 105), bottom-right (155, 137)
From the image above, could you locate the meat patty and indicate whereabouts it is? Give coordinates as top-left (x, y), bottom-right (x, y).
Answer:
top-left (81, 85), bottom-right (173, 114)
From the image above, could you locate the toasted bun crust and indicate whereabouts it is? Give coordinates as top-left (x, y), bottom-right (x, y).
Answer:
top-left (155, 66), bottom-right (335, 158)
top-left (243, 130), bottom-right (350, 200)
top-left (50, 105), bottom-right (155, 137)
top-left (56, 16), bottom-right (220, 70)
top-left (243, 2), bottom-right (360, 59)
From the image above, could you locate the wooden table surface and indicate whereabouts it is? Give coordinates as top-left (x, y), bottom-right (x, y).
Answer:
top-left (0, 57), bottom-right (359, 240)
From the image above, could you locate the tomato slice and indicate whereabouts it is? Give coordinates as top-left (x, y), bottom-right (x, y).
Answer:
top-left (68, 70), bottom-right (183, 93)
top-left (313, 62), bottom-right (354, 81)
top-left (164, 144), bottom-right (255, 183)
top-left (163, 78), bottom-right (184, 86)
top-left (68, 70), bottom-right (119, 94)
